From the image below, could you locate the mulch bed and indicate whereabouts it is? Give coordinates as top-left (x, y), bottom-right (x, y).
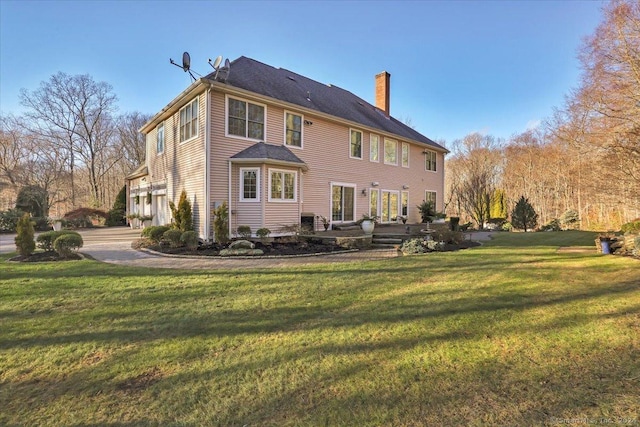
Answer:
top-left (149, 240), bottom-right (345, 257)
top-left (9, 251), bottom-right (83, 262)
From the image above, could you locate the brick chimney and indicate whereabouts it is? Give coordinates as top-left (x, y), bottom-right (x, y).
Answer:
top-left (375, 71), bottom-right (390, 116)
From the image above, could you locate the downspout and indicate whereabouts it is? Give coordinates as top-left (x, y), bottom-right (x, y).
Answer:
top-left (204, 88), bottom-right (211, 241)
top-left (228, 159), bottom-right (232, 241)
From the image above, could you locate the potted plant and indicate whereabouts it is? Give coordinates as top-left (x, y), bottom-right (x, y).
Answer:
top-left (48, 217), bottom-right (64, 231)
top-left (317, 215), bottom-right (330, 231)
top-left (358, 213), bottom-right (378, 235)
top-left (397, 215), bottom-right (407, 224)
top-left (134, 194), bottom-right (140, 205)
top-left (126, 213), bottom-right (140, 229)
top-left (139, 214), bottom-right (154, 229)
top-left (417, 201), bottom-right (436, 224)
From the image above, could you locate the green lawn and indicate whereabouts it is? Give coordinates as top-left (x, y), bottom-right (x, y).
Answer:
top-left (1, 232), bottom-right (638, 426)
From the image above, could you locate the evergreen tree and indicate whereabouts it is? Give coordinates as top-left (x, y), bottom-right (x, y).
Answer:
top-left (106, 185), bottom-right (127, 226)
top-left (169, 190), bottom-right (193, 231)
top-left (490, 189), bottom-right (508, 220)
top-left (511, 196), bottom-right (538, 232)
top-left (14, 213), bottom-right (35, 257)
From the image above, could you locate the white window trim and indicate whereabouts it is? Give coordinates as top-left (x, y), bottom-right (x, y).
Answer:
top-left (179, 97), bottom-right (199, 144)
top-left (384, 137), bottom-right (398, 166)
top-left (239, 167), bottom-right (260, 202)
top-left (402, 142), bottom-right (410, 168)
top-left (369, 134), bottom-right (379, 162)
top-left (369, 188), bottom-right (380, 218)
top-left (268, 168), bottom-right (297, 202)
top-left (349, 128), bottom-right (363, 160)
top-left (225, 94), bottom-right (267, 142)
top-left (284, 110), bottom-right (304, 149)
top-left (330, 181), bottom-right (357, 223)
top-left (401, 190), bottom-right (409, 217)
top-left (424, 149), bottom-right (437, 172)
top-left (156, 122), bottom-right (165, 155)
top-left (380, 189), bottom-right (400, 223)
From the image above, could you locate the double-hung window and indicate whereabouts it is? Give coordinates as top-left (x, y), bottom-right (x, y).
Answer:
top-left (285, 112), bottom-right (302, 148)
top-left (384, 138), bottom-right (397, 165)
top-left (350, 129), bottom-right (362, 159)
top-left (370, 134), bottom-right (379, 162)
top-left (240, 168), bottom-right (260, 201)
top-left (402, 143), bottom-right (409, 167)
top-left (156, 122), bottom-right (164, 154)
top-left (269, 169), bottom-right (296, 201)
top-left (179, 98), bottom-right (199, 142)
top-left (425, 191), bottom-right (436, 206)
top-left (425, 150), bottom-right (437, 172)
top-left (228, 97), bottom-right (265, 140)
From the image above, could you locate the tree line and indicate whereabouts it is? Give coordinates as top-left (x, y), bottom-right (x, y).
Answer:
top-left (0, 72), bottom-right (149, 218)
top-left (445, 1), bottom-right (639, 231)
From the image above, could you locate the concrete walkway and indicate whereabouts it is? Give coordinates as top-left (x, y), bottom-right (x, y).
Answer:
top-left (2, 227), bottom-right (492, 270)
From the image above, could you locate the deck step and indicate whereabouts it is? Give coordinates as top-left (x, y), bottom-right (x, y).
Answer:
top-left (372, 237), bottom-right (404, 245)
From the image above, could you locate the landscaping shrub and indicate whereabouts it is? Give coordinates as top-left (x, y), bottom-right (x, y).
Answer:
top-left (63, 207), bottom-right (108, 228)
top-left (53, 233), bottom-right (83, 258)
top-left (256, 227), bottom-right (271, 241)
top-left (169, 189), bottom-right (193, 232)
top-left (432, 229), bottom-right (463, 245)
top-left (621, 219), bottom-right (640, 234)
top-left (449, 217), bottom-right (460, 231)
top-left (106, 186), bottom-right (127, 226)
top-left (141, 225), bottom-right (171, 243)
top-left (560, 209), bottom-right (580, 230)
top-left (37, 230), bottom-right (80, 251)
top-left (634, 236), bottom-right (640, 257)
top-left (0, 208), bottom-right (25, 232)
top-left (180, 231), bottom-right (199, 250)
top-left (14, 213), bottom-right (35, 257)
top-left (417, 201), bottom-right (436, 223)
top-left (213, 201), bottom-right (229, 244)
top-left (400, 238), bottom-right (427, 254)
top-left (540, 219), bottom-right (561, 232)
top-left (237, 225), bottom-right (251, 239)
top-left (162, 229), bottom-right (183, 247)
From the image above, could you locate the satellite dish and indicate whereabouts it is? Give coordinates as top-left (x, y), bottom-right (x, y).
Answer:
top-left (182, 52), bottom-right (191, 72)
top-left (212, 55), bottom-right (222, 69)
top-left (216, 58), bottom-right (232, 82)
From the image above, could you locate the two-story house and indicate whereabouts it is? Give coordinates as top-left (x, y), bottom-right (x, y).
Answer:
top-left (127, 56), bottom-right (447, 240)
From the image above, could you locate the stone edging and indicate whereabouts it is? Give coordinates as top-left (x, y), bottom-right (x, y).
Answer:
top-left (137, 246), bottom-right (369, 260)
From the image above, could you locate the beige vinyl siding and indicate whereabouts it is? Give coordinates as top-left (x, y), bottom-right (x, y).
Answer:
top-left (207, 89), bottom-right (445, 233)
top-left (145, 91), bottom-right (207, 238)
top-left (229, 163), bottom-right (263, 235)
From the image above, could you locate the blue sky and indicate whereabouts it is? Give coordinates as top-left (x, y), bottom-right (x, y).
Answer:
top-left (1, 0), bottom-right (604, 144)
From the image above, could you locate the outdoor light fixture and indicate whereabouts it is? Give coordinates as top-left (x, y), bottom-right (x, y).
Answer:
top-left (361, 189), bottom-right (367, 196)
top-left (371, 182), bottom-right (379, 187)
top-left (402, 185), bottom-right (409, 189)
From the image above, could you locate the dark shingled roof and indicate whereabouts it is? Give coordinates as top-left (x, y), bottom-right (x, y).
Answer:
top-left (205, 57), bottom-right (446, 152)
top-left (230, 142), bottom-right (306, 167)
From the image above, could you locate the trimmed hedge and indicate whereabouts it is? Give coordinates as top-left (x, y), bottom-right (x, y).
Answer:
top-left (162, 229), bottom-right (183, 247)
top-left (53, 233), bottom-right (83, 257)
top-left (180, 231), bottom-right (199, 250)
top-left (37, 230), bottom-right (81, 251)
top-left (141, 225), bottom-right (171, 243)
